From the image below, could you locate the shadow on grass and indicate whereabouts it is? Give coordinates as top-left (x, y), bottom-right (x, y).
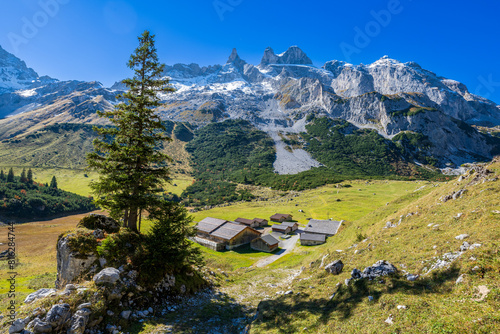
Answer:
top-left (254, 265), bottom-right (461, 333)
top-left (127, 290), bottom-right (249, 334)
top-left (226, 244), bottom-right (281, 255)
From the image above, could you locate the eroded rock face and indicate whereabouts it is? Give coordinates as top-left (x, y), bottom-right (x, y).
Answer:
top-left (56, 235), bottom-right (97, 289)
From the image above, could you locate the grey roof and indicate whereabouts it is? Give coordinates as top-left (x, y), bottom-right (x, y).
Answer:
top-left (260, 234), bottom-right (279, 246)
top-left (272, 224), bottom-right (290, 231)
top-left (197, 217), bottom-right (228, 234)
top-left (281, 222), bottom-right (297, 228)
top-left (271, 213), bottom-right (292, 219)
top-left (235, 218), bottom-right (254, 225)
top-left (210, 222), bottom-right (251, 240)
top-left (300, 233), bottom-right (326, 242)
top-left (304, 220), bottom-right (341, 236)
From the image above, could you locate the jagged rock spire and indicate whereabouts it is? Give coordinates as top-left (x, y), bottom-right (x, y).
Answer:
top-left (260, 46), bottom-right (312, 66)
top-left (226, 48), bottom-right (246, 72)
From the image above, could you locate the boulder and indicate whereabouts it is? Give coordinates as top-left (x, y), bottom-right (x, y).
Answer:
top-left (120, 310), bottom-right (132, 320)
top-left (93, 267), bottom-right (120, 285)
top-left (67, 308), bottom-right (91, 334)
top-left (9, 319), bottom-right (26, 334)
top-left (324, 260), bottom-right (344, 275)
top-left (56, 235), bottom-right (97, 289)
top-left (28, 318), bottom-right (52, 333)
top-left (361, 260), bottom-right (397, 279)
top-left (45, 303), bottom-right (71, 330)
top-left (24, 288), bottom-right (56, 304)
top-left (77, 214), bottom-right (120, 233)
top-left (351, 268), bottom-right (362, 279)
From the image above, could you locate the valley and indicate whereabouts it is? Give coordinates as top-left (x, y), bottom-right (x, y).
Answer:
top-left (1, 161), bottom-right (498, 333)
top-left (0, 27), bottom-right (499, 333)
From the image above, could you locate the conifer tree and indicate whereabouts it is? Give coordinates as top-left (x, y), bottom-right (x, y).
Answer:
top-left (50, 176), bottom-right (58, 189)
top-left (20, 168), bottom-right (27, 183)
top-left (0, 169), bottom-right (4, 181)
top-left (27, 168), bottom-right (33, 183)
top-left (7, 168), bottom-right (14, 182)
top-left (87, 30), bottom-right (175, 232)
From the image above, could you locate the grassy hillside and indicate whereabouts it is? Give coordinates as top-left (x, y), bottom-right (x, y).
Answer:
top-left (245, 160), bottom-right (500, 333)
top-left (1, 160), bottom-right (498, 333)
top-left (0, 122), bottom-right (193, 174)
top-left (182, 118), bottom-right (446, 207)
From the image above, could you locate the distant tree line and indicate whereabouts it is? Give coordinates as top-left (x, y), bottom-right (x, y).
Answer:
top-left (0, 168), bottom-right (95, 218)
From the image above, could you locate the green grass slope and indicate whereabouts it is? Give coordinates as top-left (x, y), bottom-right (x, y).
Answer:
top-left (247, 159), bottom-right (500, 333)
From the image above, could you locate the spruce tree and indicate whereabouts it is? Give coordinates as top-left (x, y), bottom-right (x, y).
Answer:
top-left (87, 30), bottom-right (175, 232)
top-left (20, 168), bottom-right (27, 183)
top-left (7, 168), bottom-right (14, 182)
top-left (0, 169), bottom-right (4, 181)
top-left (50, 176), bottom-right (58, 189)
top-left (27, 168), bottom-right (33, 183)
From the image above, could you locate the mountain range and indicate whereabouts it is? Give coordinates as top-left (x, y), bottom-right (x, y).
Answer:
top-left (0, 44), bottom-right (499, 172)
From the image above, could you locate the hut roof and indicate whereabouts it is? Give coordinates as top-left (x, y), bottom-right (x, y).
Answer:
top-left (300, 233), bottom-right (326, 242)
top-left (260, 234), bottom-right (279, 246)
top-left (211, 222), bottom-right (252, 240)
top-left (197, 217), bottom-right (228, 234)
top-left (271, 213), bottom-right (292, 220)
top-left (272, 224), bottom-right (290, 231)
top-left (235, 218), bottom-right (254, 225)
top-left (304, 219), bottom-right (341, 236)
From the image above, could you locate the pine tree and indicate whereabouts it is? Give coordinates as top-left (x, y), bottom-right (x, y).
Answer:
top-left (27, 168), bottom-right (33, 183)
top-left (20, 168), bottom-right (27, 183)
top-left (0, 170), bottom-right (4, 181)
top-left (7, 168), bottom-right (14, 182)
top-left (87, 30), bottom-right (175, 232)
top-left (50, 176), bottom-right (58, 189)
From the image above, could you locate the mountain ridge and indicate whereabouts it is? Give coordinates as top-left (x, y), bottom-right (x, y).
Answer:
top-left (0, 45), bottom-right (499, 171)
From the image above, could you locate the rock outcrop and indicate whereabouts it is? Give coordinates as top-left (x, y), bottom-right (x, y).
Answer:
top-left (55, 235), bottom-right (97, 289)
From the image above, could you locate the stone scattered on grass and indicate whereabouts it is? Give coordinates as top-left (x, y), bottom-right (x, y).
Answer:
top-left (324, 260), bottom-right (343, 275)
top-left (455, 234), bottom-right (469, 240)
top-left (397, 305), bottom-right (407, 310)
top-left (24, 288), bottom-right (57, 304)
top-left (406, 274), bottom-right (419, 281)
top-left (456, 274), bottom-right (465, 284)
top-left (385, 314), bottom-right (394, 325)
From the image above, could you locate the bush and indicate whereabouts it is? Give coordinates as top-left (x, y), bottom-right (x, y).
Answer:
top-left (66, 229), bottom-right (99, 257)
top-left (138, 201), bottom-right (203, 283)
top-left (77, 214), bottom-right (120, 233)
top-left (96, 228), bottom-right (144, 266)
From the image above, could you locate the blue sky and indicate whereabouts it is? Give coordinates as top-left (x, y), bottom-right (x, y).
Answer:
top-left (1, 0), bottom-right (499, 103)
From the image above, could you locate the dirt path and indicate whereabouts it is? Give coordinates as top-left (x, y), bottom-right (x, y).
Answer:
top-left (254, 233), bottom-right (300, 267)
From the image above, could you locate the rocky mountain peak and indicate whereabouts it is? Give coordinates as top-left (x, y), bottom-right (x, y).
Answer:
top-left (260, 47), bottom-right (278, 66)
top-left (0, 45), bottom-right (41, 93)
top-left (226, 48), bottom-right (246, 72)
top-left (260, 46), bottom-right (312, 66)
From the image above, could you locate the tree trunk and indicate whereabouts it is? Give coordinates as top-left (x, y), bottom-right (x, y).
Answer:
top-left (123, 209), bottom-right (129, 228)
top-left (128, 207), bottom-right (138, 232)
